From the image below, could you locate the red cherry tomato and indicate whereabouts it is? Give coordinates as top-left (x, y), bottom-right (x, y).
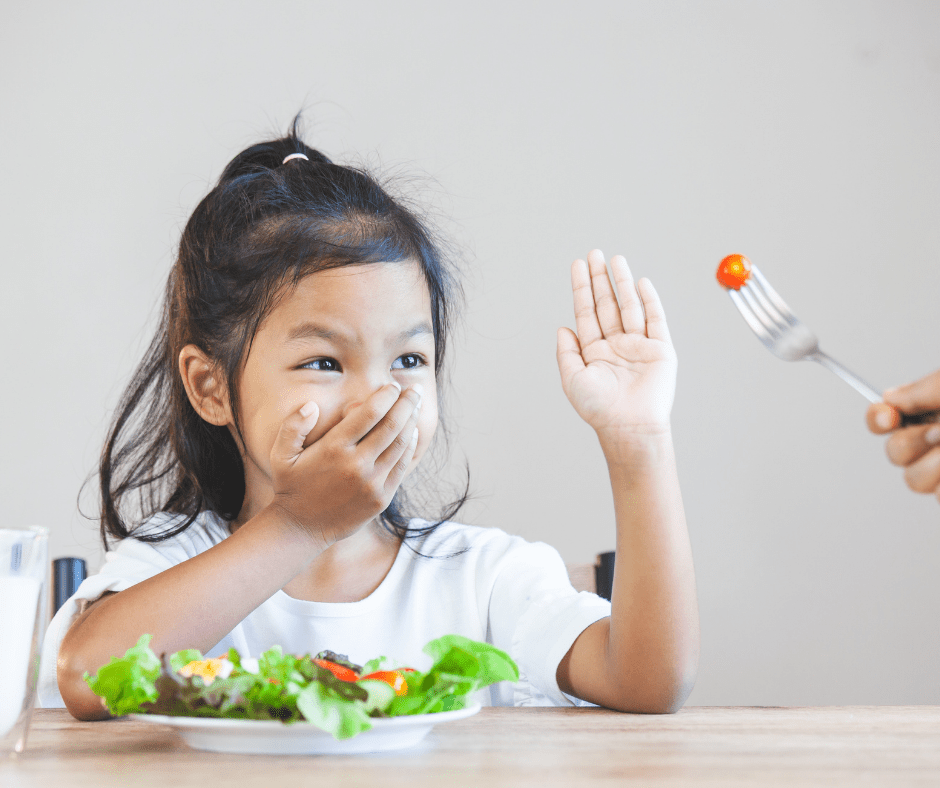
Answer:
top-left (313, 659), bottom-right (360, 682)
top-left (716, 254), bottom-right (752, 290)
top-left (361, 670), bottom-right (409, 696)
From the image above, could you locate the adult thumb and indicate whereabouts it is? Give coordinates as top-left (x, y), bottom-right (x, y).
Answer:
top-left (884, 369), bottom-right (940, 414)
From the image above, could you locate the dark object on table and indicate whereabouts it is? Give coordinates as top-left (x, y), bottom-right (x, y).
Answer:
top-left (594, 551), bottom-right (615, 601)
top-left (53, 557), bottom-right (87, 614)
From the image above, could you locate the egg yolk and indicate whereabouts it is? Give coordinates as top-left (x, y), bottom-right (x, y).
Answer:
top-left (716, 254), bottom-right (752, 290)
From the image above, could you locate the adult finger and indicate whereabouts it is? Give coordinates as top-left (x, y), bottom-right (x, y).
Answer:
top-left (375, 386), bottom-right (423, 473)
top-left (885, 423), bottom-right (940, 467)
top-left (587, 249), bottom-right (624, 338)
top-left (610, 255), bottom-right (645, 335)
top-left (902, 445), bottom-right (940, 494)
top-left (884, 369), bottom-right (940, 414)
top-left (271, 401), bottom-right (319, 468)
top-left (335, 383), bottom-right (402, 444)
top-left (358, 384), bottom-right (422, 460)
top-left (637, 278), bottom-right (672, 345)
top-left (866, 402), bottom-right (900, 434)
top-left (571, 258), bottom-right (603, 347)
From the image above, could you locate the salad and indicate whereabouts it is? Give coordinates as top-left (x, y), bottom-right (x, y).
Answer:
top-left (84, 634), bottom-right (518, 740)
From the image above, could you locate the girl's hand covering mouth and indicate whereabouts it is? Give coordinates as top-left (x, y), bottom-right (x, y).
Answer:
top-left (268, 382), bottom-right (423, 549)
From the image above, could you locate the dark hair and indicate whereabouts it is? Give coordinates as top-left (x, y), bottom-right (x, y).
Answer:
top-left (96, 117), bottom-right (467, 550)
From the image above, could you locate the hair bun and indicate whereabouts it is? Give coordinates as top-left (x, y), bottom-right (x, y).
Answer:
top-left (218, 122), bottom-right (331, 184)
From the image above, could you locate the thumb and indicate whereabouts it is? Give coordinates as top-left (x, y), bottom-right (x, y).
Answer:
top-left (271, 401), bottom-right (319, 467)
top-left (556, 327), bottom-right (586, 389)
top-left (884, 369), bottom-right (940, 414)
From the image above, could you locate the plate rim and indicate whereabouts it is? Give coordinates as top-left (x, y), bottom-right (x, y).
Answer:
top-left (128, 702), bottom-right (481, 732)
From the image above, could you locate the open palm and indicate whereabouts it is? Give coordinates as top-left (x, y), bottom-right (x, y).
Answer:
top-left (557, 250), bottom-right (677, 440)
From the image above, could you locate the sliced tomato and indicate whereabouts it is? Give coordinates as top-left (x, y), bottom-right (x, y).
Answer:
top-left (314, 658), bottom-right (359, 682)
top-left (716, 254), bottom-right (752, 290)
top-left (361, 670), bottom-right (409, 696)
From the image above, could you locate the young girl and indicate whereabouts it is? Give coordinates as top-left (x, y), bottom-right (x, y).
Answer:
top-left (40, 123), bottom-right (699, 718)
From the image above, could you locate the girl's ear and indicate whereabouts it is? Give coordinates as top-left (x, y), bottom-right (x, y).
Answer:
top-left (178, 345), bottom-right (232, 426)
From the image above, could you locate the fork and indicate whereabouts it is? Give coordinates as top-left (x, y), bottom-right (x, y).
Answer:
top-left (725, 263), bottom-right (940, 426)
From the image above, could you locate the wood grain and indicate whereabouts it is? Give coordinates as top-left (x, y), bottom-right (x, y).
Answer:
top-left (5, 707), bottom-right (940, 787)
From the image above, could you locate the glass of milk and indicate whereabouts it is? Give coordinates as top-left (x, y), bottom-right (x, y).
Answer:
top-left (0, 527), bottom-right (48, 756)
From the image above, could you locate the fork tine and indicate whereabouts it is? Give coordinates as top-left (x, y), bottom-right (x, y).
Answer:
top-left (738, 284), bottom-right (787, 338)
top-left (728, 289), bottom-right (777, 348)
top-left (743, 276), bottom-right (793, 333)
top-left (749, 266), bottom-right (798, 326)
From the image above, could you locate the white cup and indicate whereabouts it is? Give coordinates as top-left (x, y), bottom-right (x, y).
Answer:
top-left (0, 527), bottom-right (49, 755)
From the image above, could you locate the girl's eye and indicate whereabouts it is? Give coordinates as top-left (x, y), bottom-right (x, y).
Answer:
top-left (392, 354), bottom-right (426, 370)
top-left (303, 358), bottom-right (341, 372)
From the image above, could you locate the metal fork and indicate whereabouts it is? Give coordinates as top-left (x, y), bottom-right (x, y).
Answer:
top-left (727, 265), bottom-right (940, 426)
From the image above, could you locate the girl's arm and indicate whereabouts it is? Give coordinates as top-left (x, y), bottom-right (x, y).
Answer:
top-left (554, 250), bottom-right (699, 713)
top-left (58, 382), bottom-right (422, 720)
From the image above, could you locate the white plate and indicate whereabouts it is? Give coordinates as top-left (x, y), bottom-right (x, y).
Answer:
top-left (128, 704), bottom-right (481, 755)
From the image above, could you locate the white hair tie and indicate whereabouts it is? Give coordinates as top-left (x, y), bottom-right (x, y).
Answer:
top-left (282, 153), bottom-right (309, 164)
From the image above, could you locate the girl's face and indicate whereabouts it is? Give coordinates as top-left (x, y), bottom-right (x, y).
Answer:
top-left (233, 260), bottom-right (439, 516)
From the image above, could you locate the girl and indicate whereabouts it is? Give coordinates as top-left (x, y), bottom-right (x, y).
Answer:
top-left (40, 122), bottom-right (699, 718)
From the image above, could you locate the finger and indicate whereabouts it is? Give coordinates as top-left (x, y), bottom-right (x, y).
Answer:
top-left (637, 278), bottom-right (672, 344)
top-left (866, 402), bottom-right (900, 434)
top-left (556, 327), bottom-right (586, 387)
top-left (884, 369), bottom-right (940, 414)
top-left (375, 386), bottom-right (423, 473)
top-left (271, 401), bottom-right (319, 467)
top-left (336, 383), bottom-right (402, 444)
top-left (587, 249), bottom-right (624, 338)
top-left (902, 445), bottom-right (940, 494)
top-left (358, 384), bottom-right (422, 459)
top-left (885, 423), bottom-right (940, 467)
top-left (571, 258), bottom-right (603, 347)
top-left (610, 255), bottom-right (645, 335)
top-left (384, 424), bottom-right (420, 495)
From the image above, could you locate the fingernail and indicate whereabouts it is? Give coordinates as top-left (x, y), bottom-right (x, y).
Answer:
top-left (926, 426), bottom-right (940, 445)
top-left (412, 384), bottom-right (423, 403)
top-left (876, 410), bottom-right (893, 430)
top-left (389, 381), bottom-right (402, 392)
top-left (300, 401), bottom-right (317, 418)
top-left (411, 427), bottom-right (419, 444)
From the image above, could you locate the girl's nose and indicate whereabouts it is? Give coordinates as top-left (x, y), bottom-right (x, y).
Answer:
top-left (341, 380), bottom-right (401, 419)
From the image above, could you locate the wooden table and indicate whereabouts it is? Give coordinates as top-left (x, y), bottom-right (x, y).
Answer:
top-left (5, 706), bottom-right (940, 787)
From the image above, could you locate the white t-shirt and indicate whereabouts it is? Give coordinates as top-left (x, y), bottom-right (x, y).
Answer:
top-left (39, 512), bottom-right (611, 709)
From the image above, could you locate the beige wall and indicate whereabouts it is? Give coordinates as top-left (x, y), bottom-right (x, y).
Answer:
top-left (3, 0), bottom-right (939, 705)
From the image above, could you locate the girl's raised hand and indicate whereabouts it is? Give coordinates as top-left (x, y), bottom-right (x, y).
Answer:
top-left (557, 250), bottom-right (677, 445)
top-left (268, 383), bottom-right (422, 548)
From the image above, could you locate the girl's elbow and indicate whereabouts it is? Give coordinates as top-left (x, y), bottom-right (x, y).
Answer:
top-left (56, 646), bottom-right (112, 721)
top-left (609, 663), bottom-right (697, 714)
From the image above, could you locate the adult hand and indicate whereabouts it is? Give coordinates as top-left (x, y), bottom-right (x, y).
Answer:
top-left (867, 369), bottom-right (940, 500)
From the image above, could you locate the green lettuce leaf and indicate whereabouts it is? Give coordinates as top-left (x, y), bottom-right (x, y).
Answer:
top-left (83, 633), bottom-right (519, 738)
top-left (82, 634), bottom-right (161, 716)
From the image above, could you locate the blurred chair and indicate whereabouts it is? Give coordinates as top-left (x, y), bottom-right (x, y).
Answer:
top-left (566, 551), bottom-right (614, 601)
top-left (52, 557), bottom-right (87, 615)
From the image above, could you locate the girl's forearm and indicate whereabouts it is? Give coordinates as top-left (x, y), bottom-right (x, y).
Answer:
top-left (599, 430), bottom-right (699, 712)
top-left (57, 506), bottom-right (327, 720)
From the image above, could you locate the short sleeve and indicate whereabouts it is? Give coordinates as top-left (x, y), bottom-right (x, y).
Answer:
top-left (485, 537), bottom-right (611, 707)
top-left (37, 514), bottom-right (228, 708)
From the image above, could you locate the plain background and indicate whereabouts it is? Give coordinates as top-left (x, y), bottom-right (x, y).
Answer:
top-left (3, 0), bottom-right (939, 706)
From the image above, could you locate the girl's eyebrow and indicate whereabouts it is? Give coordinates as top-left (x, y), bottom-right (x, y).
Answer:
top-left (284, 321), bottom-right (433, 345)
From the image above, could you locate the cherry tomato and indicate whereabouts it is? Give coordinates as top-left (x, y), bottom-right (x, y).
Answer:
top-left (314, 659), bottom-right (359, 682)
top-left (716, 254), bottom-right (752, 290)
top-left (361, 670), bottom-right (409, 696)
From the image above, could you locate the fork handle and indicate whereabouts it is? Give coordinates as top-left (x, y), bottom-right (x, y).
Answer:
top-left (809, 351), bottom-right (940, 426)
top-left (809, 351), bottom-right (882, 403)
